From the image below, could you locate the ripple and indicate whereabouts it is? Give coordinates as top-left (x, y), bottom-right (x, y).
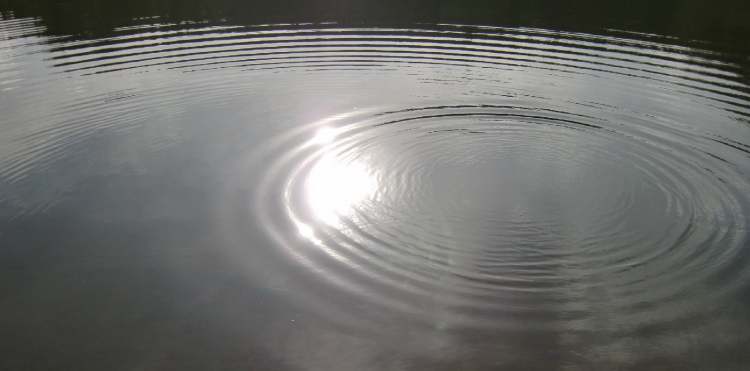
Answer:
top-left (251, 99), bottom-right (750, 331)
top-left (2, 18), bottom-right (750, 336)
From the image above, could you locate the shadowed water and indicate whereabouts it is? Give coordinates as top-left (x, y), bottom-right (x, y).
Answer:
top-left (2, 2), bottom-right (750, 370)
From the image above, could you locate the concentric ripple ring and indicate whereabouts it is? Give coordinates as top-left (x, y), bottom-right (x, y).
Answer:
top-left (254, 101), bottom-right (750, 332)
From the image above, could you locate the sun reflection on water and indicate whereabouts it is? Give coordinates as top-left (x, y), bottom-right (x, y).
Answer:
top-left (304, 127), bottom-right (377, 227)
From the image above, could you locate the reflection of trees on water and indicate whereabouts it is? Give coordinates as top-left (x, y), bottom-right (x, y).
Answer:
top-left (0, 0), bottom-right (747, 41)
top-left (2, 0), bottom-right (748, 83)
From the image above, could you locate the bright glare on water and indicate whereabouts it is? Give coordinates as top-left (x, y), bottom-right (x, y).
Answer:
top-left (305, 152), bottom-right (377, 227)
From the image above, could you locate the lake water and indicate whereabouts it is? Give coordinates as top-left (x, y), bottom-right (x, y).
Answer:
top-left (2, 1), bottom-right (750, 370)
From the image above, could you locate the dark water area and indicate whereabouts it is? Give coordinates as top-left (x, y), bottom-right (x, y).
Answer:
top-left (2, 1), bottom-right (750, 370)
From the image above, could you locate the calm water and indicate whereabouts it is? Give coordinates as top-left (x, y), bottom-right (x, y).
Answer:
top-left (2, 1), bottom-right (750, 370)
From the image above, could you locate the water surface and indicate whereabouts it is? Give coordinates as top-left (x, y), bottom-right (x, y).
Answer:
top-left (2, 2), bottom-right (750, 370)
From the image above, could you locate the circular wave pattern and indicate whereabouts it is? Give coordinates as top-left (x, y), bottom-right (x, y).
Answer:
top-left (2, 18), bottom-right (750, 334)
top-left (257, 102), bottom-right (750, 331)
